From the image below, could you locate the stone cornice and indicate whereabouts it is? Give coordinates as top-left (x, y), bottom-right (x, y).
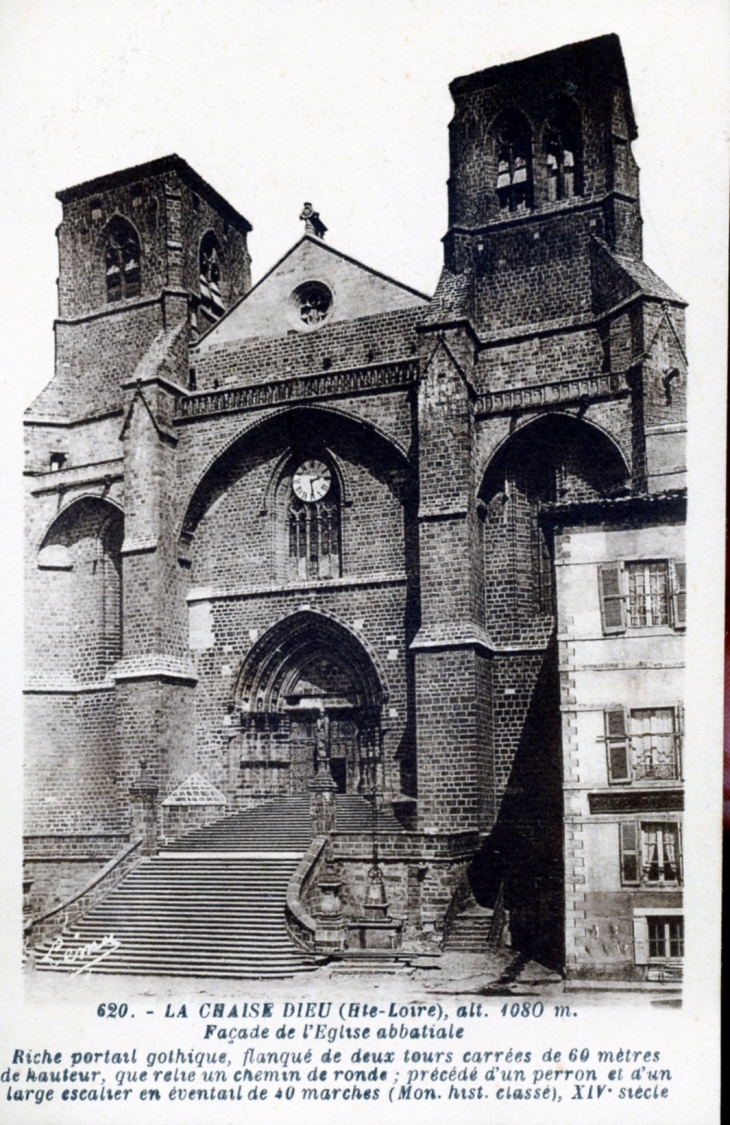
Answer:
top-left (186, 572), bottom-right (408, 603)
top-left (112, 655), bottom-right (198, 685)
top-left (476, 370), bottom-right (629, 416)
top-left (173, 359), bottom-right (419, 422)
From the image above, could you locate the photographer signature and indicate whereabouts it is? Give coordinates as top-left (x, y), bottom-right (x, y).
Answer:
top-left (39, 932), bottom-right (121, 974)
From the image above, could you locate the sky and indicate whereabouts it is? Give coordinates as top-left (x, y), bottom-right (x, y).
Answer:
top-left (0, 0), bottom-right (727, 412)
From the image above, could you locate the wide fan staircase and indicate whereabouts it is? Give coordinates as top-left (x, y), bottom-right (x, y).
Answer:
top-left (34, 794), bottom-right (402, 979)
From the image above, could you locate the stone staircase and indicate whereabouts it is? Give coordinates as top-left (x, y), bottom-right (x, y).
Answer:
top-left (32, 793), bottom-right (402, 978)
top-left (443, 902), bottom-right (495, 952)
top-left (34, 853), bottom-right (314, 978)
top-left (164, 793), bottom-right (404, 850)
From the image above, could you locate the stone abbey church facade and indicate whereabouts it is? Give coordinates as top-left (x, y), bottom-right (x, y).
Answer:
top-left (24, 36), bottom-right (686, 981)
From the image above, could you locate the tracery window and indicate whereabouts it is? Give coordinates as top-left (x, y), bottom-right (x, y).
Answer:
top-left (103, 218), bottom-right (141, 302)
top-left (290, 281), bottom-right (333, 329)
top-left (199, 231), bottom-right (225, 318)
top-left (287, 458), bottom-right (340, 580)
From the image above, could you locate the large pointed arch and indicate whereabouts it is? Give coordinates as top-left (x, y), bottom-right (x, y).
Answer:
top-left (233, 609), bottom-right (390, 796)
top-left (38, 493), bottom-right (125, 556)
top-left (177, 403), bottom-right (414, 552)
top-left (478, 411), bottom-right (630, 499)
top-left (478, 412), bottom-right (631, 635)
top-left (234, 609), bottom-right (389, 714)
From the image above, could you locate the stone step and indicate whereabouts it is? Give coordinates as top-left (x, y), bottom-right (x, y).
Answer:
top-left (38, 964), bottom-right (317, 979)
top-left (443, 904), bottom-right (495, 952)
top-left (163, 794), bottom-right (403, 853)
top-left (329, 961), bottom-right (413, 976)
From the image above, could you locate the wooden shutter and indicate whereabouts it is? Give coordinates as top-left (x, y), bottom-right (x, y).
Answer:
top-left (632, 917), bottom-right (649, 964)
top-left (598, 563), bottom-right (626, 633)
top-left (605, 708), bottom-right (630, 782)
top-left (675, 703), bottom-right (684, 778)
top-left (671, 559), bottom-right (687, 628)
top-left (620, 821), bottom-right (640, 884)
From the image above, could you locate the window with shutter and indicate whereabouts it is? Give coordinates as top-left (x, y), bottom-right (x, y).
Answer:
top-left (621, 822), bottom-right (682, 886)
top-left (605, 708), bottom-right (630, 782)
top-left (675, 703), bottom-right (684, 776)
top-left (671, 559), bottom-right (686, 628)
top-left (642, 822), bottom-right (681, 884)
top-left (598, 563), bottom-right (626, 633)
top-left (630, 707), bottom-right (679, 781)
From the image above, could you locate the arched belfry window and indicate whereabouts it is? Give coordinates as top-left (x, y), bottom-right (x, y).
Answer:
top-left (103, 217), bottom-right (141, 302)
top-left (199, 231), bottom-right (225, 318)
top-left (286, 457), bottom-right (340, 581)
top-left (544, 97), bottom-right (583, 202)
top-left (494, 110), bottom-right (533, 213)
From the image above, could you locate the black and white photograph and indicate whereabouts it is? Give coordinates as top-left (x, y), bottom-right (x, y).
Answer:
top-left (0, 1), bottom-right (724, 1121)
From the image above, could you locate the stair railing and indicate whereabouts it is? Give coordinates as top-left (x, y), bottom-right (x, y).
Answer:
top-left (488, 881), bottom-right (508, 947)
top-left (285, 835), bottom-right (328, 952)
top-left (24, 837), bottom-right (144, 952)
top-left (441, 876), bottom-right (476, 949)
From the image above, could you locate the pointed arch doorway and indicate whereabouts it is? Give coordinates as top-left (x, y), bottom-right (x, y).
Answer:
top-left (236, 613), bottom-right (385, 796)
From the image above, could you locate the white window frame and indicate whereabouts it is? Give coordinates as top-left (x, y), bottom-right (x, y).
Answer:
top-left (632, 908), bottom-right (684, 965)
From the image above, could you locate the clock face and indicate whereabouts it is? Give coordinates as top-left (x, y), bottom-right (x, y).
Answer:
top-left (292, 459), bottom-right (331, 503)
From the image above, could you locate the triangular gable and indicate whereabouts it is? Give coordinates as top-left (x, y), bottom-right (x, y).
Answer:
top-left (641, 304), bottom-right (688, 371)
top-left (197, 235), bottom-right (429, 348)
top-left (162, 773), bottom-right (228, 807)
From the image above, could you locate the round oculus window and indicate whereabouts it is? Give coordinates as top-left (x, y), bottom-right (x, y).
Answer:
top-left (290, 280), bottom-right (333, 329)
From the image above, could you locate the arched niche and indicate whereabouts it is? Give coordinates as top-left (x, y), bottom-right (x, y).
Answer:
top-left (35, 496), bottom-right (124, 681)
top-left (478, 414), bottom-right (630, 638)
